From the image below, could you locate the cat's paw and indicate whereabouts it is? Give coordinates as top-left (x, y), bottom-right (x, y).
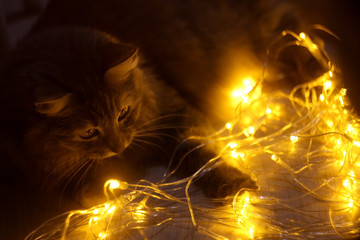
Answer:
top-left (200, 165), bottom-right (258, 199)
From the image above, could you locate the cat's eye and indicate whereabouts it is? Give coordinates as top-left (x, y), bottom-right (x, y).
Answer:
top-left (118, 106), bottom-right (130, 121)
top-left (79, 128), bottom-right (99, 139)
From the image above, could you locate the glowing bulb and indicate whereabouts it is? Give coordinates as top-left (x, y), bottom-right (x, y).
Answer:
top-left (353, 141), bottom-right (360, 147)
top-left (328, 71), bottom-right (333, 78)
top-left (109, 180), bottom-right (120, 189)
top-left (249, 226), bottom-right (254, 239)
top-left (93, 209), bottom-right (99, 214)
top-left (343, 179), bottom-right (350, 188)
top-left (312, 43), bottom-right (318, 50)
top-left (105, 179), bottom-right (128, 190)
top-left (266, 108), bottom-right (272, 114)
top-left (226, 122), bottom-right (233, 130)
top-left (271, 154), bottom-right (277, 161)
top-left (324, 80), bottom-right (332, 90)
top-left (348, 198), bottom-right (354, 208)
top-left (347, 124), bottom-right (354, 133)
top-left (107, 206), bottom-right (116, 214)
top-left (326, 120), bottom-right (334, 128)
top-left (319, 94), bottom-right (325, 102)
top-left (232, 89), bottom-right (243, 98)
top-left (229, 142), bottom-right (238, 149)
top-left (340, 88), bottom-right (347, 96)
top-left (299, 32), bottom-right (306, 39)
top-left (339, 96), bottom-right (344, 106)
top-left (231, 150), bottom-right (240, 159)
top-left (290, 135), bottom-right (299, 143)
top-left (98, 232), bottom-right (107, 239)
top-left (248, 126), bottom-right (255, 135)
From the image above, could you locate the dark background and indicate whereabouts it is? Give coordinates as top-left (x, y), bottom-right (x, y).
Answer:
top-left (2, 0), bottom-right (360, 111)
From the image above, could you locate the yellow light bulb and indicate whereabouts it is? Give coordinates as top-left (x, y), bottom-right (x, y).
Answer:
top-left (232, 89), bottom-right (243, 98)
top-left (229, 142), bottom-right (238, 149)
top-left (231, 150), bottom-right (239, 159)
top-left (226, 122), bottom-right (233, 130)
top-left (348, 198), bottom-right (354, 208)
top-left (109, 180), bottom-right (120, 189)
top-left (299, 32), bottom-right (306, 39)
top-left (324, 80), bottom-right (332, 90)
top-left (248, 126), bottom-right (255, 135)
top-left (290, 136), bottom-right (299, 143)
top-left (249, 226), bottom-right (254, 239)
top-left (266, 108), bottom-right (272, 114)
top-left (343, 179), bottom-right (350, 188)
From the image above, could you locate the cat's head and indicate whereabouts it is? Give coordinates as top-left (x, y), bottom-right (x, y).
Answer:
top-left (2, 28), bottom-right (159, 173)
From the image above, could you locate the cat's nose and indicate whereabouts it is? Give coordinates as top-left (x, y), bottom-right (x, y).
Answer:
top-left (105, 137), bottom-right (127, 154)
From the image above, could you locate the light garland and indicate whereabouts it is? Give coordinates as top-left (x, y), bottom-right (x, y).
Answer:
top-left (25, 30), bottom-right (359, 240)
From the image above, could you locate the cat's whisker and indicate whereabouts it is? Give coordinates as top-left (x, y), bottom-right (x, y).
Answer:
top-left (128, 141), bottom-right (152, 156)
top-left (138, 114), bottom-right (191, 128)
top-left (132, 138), bottom-right (168, 155)
top-left (135, 133), bottom-right (180, 143)
top-left (59, 157), bottom-right (92, 199)
top-left (74, 158), bottom-right (96, 191)
top-left (41, 157), bottom-right (82, 191)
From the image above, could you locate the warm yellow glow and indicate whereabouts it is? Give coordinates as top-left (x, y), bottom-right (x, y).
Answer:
top-left (328, 71), bottom-right (333, 78)
top-left (347, 124), bottom-right (355, 133)
top-left (247, 126), bottom-right (255, 135)
top-left (271, 154), bottom-right (277, 161)
top-left (343, 179), bottom-right (350, 188)
top-left (231, 150), bottom-right (240, 159)
top-left (348, 199), bottom-right (354, 208)
top-left (98, 232), bottom-right (107, 239)
top-left (290, 135), bottom-right (299, 143)
top-left (249, 226), bottom-right (254, 239)
top-left (229, 142), bottom-right (238, 149)
top-left (339, 96), bottom-right (344, 106)
top-left (226, 122), bottom-right (233, 130)
top-left (324, 80), bottom-right (332, 90)
top-left (326, 120), bottom-right (334, 128)
top-left (320, 94), bottom-right (325, 102)
top-left (299, 32), bottom-right (306, 39)
top-left (109, 180), bottom-right (120, 189)
top-left (107, 206), bottom-right (116, 214)
top-left (231, 77), bottom-right (258, 107)
top-left (340, 88), bottom-right (347, 96)
top-left (266, 108), bottom-right (272, 114)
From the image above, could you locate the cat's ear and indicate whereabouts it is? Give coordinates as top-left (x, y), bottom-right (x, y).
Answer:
top-left (34, 93), bottom-right (72, 116)
top-left (103, 47), bottom-right (139, 83)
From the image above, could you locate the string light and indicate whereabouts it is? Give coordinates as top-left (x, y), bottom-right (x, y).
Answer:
top-left (25, 30), bottom-right (360, 240)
